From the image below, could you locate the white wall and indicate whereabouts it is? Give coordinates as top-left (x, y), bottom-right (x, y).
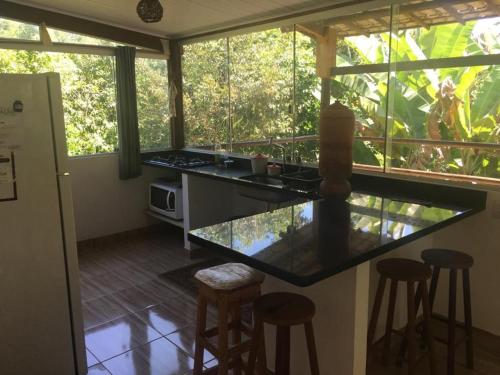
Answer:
top-left (68, 153), bottom-right (173, 241)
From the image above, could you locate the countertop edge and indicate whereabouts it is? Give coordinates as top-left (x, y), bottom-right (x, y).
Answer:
top-left (188, 207), bottom-right (483, 287)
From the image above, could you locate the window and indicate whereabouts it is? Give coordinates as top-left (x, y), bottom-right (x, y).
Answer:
top-left (294, 8), bottom-right (391, 168)
top-left (0, 17), bottom-right (39, 41)
top-left (229, 28), bottom-right (294, 158)
top-left (47, 28), bottom-right (117, 46)
top-left (136, 57), bottom-right (170, 151)
top-left (182, 1), bottom-right (500, 184)
top-left (387, 17), bottom-right (500, 179)
top-left (1, 20), bottom-right (170, 156)
top-left (0, 49), bottom-right (118, 156)
top-left (183, 39), bottom-right (230, 148)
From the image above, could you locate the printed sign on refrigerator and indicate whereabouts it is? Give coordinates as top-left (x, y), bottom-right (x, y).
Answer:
top-left (0, 148), bottom-right (14, 184)
top-left (0, 113), bottom-right (23, 149)
top-left (0, 148), bottom-right (16, 201)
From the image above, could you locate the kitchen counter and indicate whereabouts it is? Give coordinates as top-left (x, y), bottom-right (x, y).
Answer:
top-left (143, 149), bottom-right (487, 375)
top-left (143, 157), bottom-right (319, 199)
top-left (188, 191), bottom-right (478, 286)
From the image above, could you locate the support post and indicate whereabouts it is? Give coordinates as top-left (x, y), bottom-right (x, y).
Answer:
top-left (315, 28), bottom-right (337, 110)
top-left (320, 79), bottom-right (331, 110)
top-left (168, 39), bottom-right (185, 149)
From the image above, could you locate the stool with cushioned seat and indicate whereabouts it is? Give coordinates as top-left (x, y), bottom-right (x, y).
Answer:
top-left (193, 262), bottom-right (266, 375)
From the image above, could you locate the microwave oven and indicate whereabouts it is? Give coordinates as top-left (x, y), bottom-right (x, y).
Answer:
top-left (149, 180), bottom-right (183, 220)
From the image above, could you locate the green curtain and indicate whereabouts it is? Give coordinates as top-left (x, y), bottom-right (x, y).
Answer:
top-left (115, 46), bottom-right (141, 179)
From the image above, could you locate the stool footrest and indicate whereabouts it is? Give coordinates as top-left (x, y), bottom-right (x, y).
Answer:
top-left (199, 337), bottom-right (218, 357)
top-left (432, 313), bottom-right (467, 330)
top-left (203, 321), bottom-right (252, 338)
top-left (200, 335), bottom-right (253, 358)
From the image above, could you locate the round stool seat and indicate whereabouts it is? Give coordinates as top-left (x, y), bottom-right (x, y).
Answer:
top-left (422, 249), bottom-right (474, 269)
top-left (376, 258), bottom-right (432, 281)
top-left (194, 263), bottom-right (265, 291)
top-left (253, 292), bottom-right (315, 326)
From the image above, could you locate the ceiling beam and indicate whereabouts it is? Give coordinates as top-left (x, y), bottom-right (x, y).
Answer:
top-left (442, 4), bottom-right (466, 24)
top-left (295, 23), bottom-right (326, 40)
top-left (0, 0), bottom-right (164, 51)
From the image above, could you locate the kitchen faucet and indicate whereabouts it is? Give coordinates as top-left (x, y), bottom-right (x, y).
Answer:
top-left (269, 137), bottom-right (286, 173)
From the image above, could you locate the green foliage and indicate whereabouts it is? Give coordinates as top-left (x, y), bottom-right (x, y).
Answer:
top-left (136, 58), bottom-right (170, 151)
top-left (0, 18), bottom-right (39, 40)
top-left (230, 30), bottom-right (293, 142)
top-left (183, 39), bottom-right (230, 147)
top-left (59, 53), bottom-right (118, 155)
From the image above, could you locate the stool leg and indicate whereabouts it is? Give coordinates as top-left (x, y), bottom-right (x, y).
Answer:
top-left (194, 293), bottom-right (207, 375)
top-left (304, 321), bottom-right (320, 375)
top-left (257, 325), bottom-right (268, 375)
top-left (383, 279), bottom-right (398, 365)
top-left (448, 270), bottom-right (457, 375)
top-left (420, 281), bottom-right (437, 375)
top-left (275, 325), bottom-right (291, 375)
top-left (407, 281), bottom-right (417, 375)
top-left (218, 295), bottom-right (230, 375)
top-left (247, 318), bottom-right (264, 375)
top-left (428, 266), bottom-right (441, 311)
top-left (231, 305), bottom-right (242, 375)
top-left (398, 283), bottom-right (423, 367)
top-left (463, 269), bottom-right (474, 369)
top-left (367, 276), bottom-right (387, 360)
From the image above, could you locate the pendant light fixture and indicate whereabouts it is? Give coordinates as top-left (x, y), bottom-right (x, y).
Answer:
top-left (137, 0), bottom-right (163, 23)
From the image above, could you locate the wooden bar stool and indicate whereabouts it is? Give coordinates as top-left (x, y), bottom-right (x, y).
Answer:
top-left (421, 248), bottom-right (474, 375)
top-left (193, 263), bottom-right (266, 375)
top-left (367, 258), bottom-right (437, 375)
top-left (247, 292), bottom-right (320, 375)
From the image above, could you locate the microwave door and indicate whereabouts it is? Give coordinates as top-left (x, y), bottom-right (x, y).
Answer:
top-left (166, 191), bottom-right (175, 212)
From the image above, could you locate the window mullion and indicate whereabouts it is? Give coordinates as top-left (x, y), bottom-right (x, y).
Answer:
top-left (226, 37), bottom-right (232, 152)
top-left (383, 3), bottom-right (400, 174)
top-left (331, 54), bottom-right (500, 76)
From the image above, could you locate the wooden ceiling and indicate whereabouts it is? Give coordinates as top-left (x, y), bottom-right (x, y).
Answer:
top-left (299, 0), bottom-right (500, 39)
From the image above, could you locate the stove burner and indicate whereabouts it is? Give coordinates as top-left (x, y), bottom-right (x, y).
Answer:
top-left (150, 154), bottom-right (212, 168)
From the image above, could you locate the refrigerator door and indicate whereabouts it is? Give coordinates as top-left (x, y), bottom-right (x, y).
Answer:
top-left (0, 74), bottom-right (81, 375)
top-left (46, 73), bottom-right (87, 375)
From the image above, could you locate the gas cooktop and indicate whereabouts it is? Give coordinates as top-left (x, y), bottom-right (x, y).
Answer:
top-left (148, 154), bottom-right (212, 168)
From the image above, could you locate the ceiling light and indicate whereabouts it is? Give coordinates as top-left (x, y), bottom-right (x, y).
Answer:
top-left (137, 0), bottom-right (163, 23)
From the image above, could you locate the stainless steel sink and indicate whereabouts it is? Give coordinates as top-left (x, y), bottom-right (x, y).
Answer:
top-left (280, 169), bottom-right (322, 184)
top-left (237, 174), bottom-right (295, 203)
top-left (239, 174), bottom-right (285, 187)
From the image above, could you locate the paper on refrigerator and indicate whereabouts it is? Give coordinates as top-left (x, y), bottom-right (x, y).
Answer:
top-left (0, 148), bottom-right (14, 184)
top-left (0, 147), bottom-right (15, 201)
top-left (0, 113), bottom-right (23, 149)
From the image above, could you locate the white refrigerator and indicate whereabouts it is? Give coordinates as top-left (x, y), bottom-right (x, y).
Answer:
top-left (0, 73), bottom-right (86, 375)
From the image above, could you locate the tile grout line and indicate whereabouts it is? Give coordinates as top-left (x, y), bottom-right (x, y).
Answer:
top-left (86, 315), bottom-right (166, 364)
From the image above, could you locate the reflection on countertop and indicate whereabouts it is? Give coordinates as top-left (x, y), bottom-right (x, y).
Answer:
top-left (189, 192), bottom-right (471, 286)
